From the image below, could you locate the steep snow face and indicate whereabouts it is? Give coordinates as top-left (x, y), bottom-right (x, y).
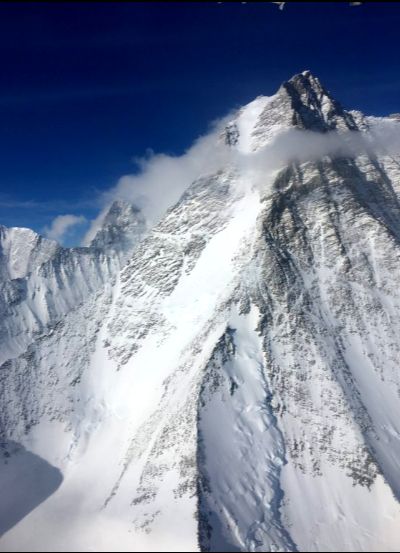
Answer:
top-left (0, 170), bottom-right (264, 552)
top-left (1, 71), bottom-right (400, 553)
top-left (197, 154), bottom-right (400, 553)
top-left (0, 201), bottom-right (146, 365)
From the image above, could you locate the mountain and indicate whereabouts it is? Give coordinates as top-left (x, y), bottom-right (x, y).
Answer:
top-left (1, 71), bottom-right (400, 552)
top-left (0, 200), bottom-right (145, 365)
top-left (89, 200), bottom-right (145, 254)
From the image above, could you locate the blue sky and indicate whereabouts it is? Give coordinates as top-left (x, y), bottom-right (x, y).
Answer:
top-left (1, 2), bottom-right (399, 245)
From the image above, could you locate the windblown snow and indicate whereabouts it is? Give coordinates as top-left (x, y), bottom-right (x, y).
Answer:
top-left (1, 71), bottom-right (400, 552)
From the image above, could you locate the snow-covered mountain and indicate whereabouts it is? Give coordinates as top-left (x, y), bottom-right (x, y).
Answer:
top-left (0, 200), bottom-right (145, 365)
top-left (1, 71), bottom-right (400, 552)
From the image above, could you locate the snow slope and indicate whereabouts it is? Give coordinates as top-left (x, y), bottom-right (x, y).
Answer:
top-left (1, 71), bottom-right (400, 552)
top-left (0, 200), bottom-right (145, 365)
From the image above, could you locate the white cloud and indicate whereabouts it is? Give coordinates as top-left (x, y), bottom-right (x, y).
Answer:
top-left (82, 115), bottom-right (233, 244)
top-left (82, 113), bottom-right (400, 246)
top-left (81, 207), bottom-right (110, 247)
top-left (44, 214), bottom-right (86, 243)
top-left (105, 119), bottom-right (232, 222)
top-left (233, 119), bottom-right (400, 193)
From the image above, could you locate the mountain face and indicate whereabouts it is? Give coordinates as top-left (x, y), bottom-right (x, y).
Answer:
top-left (89, 200), bottom-right (145, 253)
top-left (0, 201), bottom-right (145, 365)
top-left (1, 71), bottom-right (400, 552)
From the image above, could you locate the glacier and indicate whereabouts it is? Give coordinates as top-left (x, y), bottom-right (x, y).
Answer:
top-left (1, 70), bottom-right (400, 552)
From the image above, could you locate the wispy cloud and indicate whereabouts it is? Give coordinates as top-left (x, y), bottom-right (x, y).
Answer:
top-left (4, 107), bottom-right (399, 248)
top-left (43, 214), bottom-right (87, 243)
top-left (0, 80), bottom-right (199, 108)
top-left (82, 114), bottom-right (232, 244)
top-left (0, 195), bottom-right (97, 212)
top-left (84, 114), bottom-right (400, 243)
top-left (0, 85), bottom-right (140, 107)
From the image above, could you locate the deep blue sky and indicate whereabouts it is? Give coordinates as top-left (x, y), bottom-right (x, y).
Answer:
top-left (1, 2), bottom-right (399, 243)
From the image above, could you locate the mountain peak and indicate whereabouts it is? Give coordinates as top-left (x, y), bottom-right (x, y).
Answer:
top-left (280, 70), bottom-right (358, 132)
top-left (102, 199), bottom-right (140, 221)
top-left (286, 70), bottom-right (328, 100)
top-left (90, 200), bottom-right (146, 256)
top-left (0, 225), bottom-right (59, 280)
top-left (290, 69), bottom-right (322, 86)
top-left (224, 70), bottom-right (360, 153)
top-left (2, 71), bottom-right (400, 553)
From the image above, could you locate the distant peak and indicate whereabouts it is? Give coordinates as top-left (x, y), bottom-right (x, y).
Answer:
top-left (104, 199), bottom-right (141, 220)
top-left (89, 199), bottom-right (146, 256)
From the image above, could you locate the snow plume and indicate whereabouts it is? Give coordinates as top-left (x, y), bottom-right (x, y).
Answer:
top-left (82, 117), bottom-right (232, 244)
top-left (84, 115), bottom-right (400, 245)
top-left (237, 121), bottom-right (400, 191)
top-left (367, 117), bottom-right (400, 155)
top-left (44, 214), bottom-right (86, 243)
top-left (104, 123), bottom-right (232, 224)
top-left (81, 206), bottom-right (110, 246)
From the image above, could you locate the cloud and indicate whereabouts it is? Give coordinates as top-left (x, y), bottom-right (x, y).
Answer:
top-left (239, 120), bottom-right (400, 188)
top-left (107, 124), bottom-right (232, 222)
top-left (0, 196), bottom-right (96, 212)
top-left (82, 115), bottom-right (233, 244)
top-left (44, 214), bottom-right (87, 243)
top-left (81, 207), bottom-right (111, 247)
top-left (83, 114), bottom-right (400, 245)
